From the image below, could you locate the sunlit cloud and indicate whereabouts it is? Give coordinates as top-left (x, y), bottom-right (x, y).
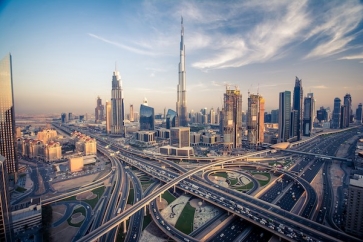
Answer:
top-left (310, 85), bottom-right (328, 89)
top-left (339, 53), bottom-right (363, 60)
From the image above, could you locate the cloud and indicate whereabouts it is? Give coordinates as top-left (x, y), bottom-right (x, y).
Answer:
top-left (310, 85), bottom-right (328, 89)
top-left (88, 33), bottom-right (159, 56)
top-left (304, 1), bottom-right (363, 59)
top-left (191, 1), bottom-right (311, 70)
top-left (339, 53), bottom-right (363, 60)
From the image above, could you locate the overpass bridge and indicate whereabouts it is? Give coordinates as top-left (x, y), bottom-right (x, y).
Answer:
top-left (279, 149), bottom-right (352, 162)
top-left (77, 149), bottom-right (360, 242)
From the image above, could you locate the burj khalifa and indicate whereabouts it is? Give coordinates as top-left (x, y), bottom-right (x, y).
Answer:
top-left (176, 17), bottom-right (188, 127)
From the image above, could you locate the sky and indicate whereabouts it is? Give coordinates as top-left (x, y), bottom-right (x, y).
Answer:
top-left (1, 0), bottom-right (363, 116)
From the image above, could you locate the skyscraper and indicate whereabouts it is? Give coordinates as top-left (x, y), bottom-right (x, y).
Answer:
top-left (223, 87), bottom-right (242, 150)
top-left (293, 77), bottom-right (303, 140)
top-left (140, 102), bottom-right (155, 131)
top-left (95, 96), bottom-right (104, 123)
top-left (129, 104), bottom-right (134, 122)
top-left (271, 109), bottom-right (279, 123)
top-left (170, 127), bottom-right (190, 148)
top-left (0, 155), bottom-right (12, 241)
top-left (303, 96), bottom-right (313, 136)
top-left (166, 109), bottom-right (178, 129)
top-left (247, 93), bottom-right (265, 146)
top-left (278, 91), bottom-right (291, 142)
top-left (345, 175), bottom-right (363, 238)
top-left (307, 93), bottom-right (316, 123)
top-left (332, 98), bottom-right (341, 128)
top-left (105, 101), bottom-right (111, 134)
top-left (344, 93), bottom-right (352, 127)
top-left (356, 103), bottom-right (362, 124)
top-left (176, 17), bottom-right (188, 126)
top-left (111, 67), bottom-right (125, 136)
top-left (0, 53), bottom-right (18, 179)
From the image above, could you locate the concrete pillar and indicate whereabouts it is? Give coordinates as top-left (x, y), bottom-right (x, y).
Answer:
top-left (173, 185), bottom-right (176, 193)
top-left (123, 220), bottom-right (127, 233)
top-left (144, 205), bottom-right (147, 215)
top-left (159, 194), bottom-right (162, 202)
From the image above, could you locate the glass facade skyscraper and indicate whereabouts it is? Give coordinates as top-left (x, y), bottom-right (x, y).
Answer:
top-left (111, 68), bottom-right (125, 135)
top-left (278, 91), bottom-right (291, 142)
top-left (223, 88), bottom-right (242, 150)
top-left (332, 97), bottom-right (341, 129)
top-left (0, 53), bottom-right (18, 177)
top-left (0, 155), bottom-right (12, 242)
top-left (166, 109), bottom-right (178, 129)
top-left (293, 77), bottom-right (303, 140)
top-left (140, 104), bottom-right (154, 131)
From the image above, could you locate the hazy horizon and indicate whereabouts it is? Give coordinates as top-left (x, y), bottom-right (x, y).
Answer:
top-left (1, 0), bottom-right (362, 116)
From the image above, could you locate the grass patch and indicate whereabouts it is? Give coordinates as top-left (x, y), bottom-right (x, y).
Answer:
top-left (229, 178), bottom-right (238, 186)
top-left (210, 172), bottom-right (228, 179)
top-left (251, 172), bottom-right (271, 186)
top-left (235, 182), bottom-right (254, 191)
top-left (86, 186), bottom-right (105, 209)
top-left (142, 213), bottom-right (152, 230)
top-left (161, 190), bottom-right (176, 204)
top-left (16, 186), bottom-right (27, 193)
top-left (60, 186), bottom-right (105, 209)
top-left (141, 181), bottom-right (154, 192)
top-left (67, 206), bottom-right (86, 227)
top-left (175, 202), bottom-right (195, 234)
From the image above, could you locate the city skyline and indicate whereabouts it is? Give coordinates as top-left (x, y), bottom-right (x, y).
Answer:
top-left (1, 0), bottom-right (363, 115)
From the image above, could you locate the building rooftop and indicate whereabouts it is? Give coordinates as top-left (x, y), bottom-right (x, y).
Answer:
top-left (350, 175), bottom-right (363, 188)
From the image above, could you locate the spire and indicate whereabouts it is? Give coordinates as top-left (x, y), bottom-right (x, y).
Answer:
top-left (181, 16), bottom-right (184, 36)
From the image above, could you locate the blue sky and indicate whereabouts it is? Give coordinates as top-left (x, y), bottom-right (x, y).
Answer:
top-left (1, 0), bottom-right (362, 115)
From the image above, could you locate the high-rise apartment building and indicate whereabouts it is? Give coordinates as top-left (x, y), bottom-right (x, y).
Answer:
top-left (247, 94), bottom-right (265, 146)
top-left (332, 98), bottom-right (341, 129)
top-left (344, 93), bottom-right (352, 127)
top-left (317, 106), bottom-right (328, 123)
top-left (95, 96), bottom-right (104, 123)
top-left (307, 93), bottom-right (316, 123)
top-left (176, 17), bottom-right (188, 126)
top-left (0, 155), bottom-right (12, 241)
top-left (37, 129), bottom-right (57, 144)
top-left (210, 108), bottom-right (215, 124)
top-left (292, 77), bottom-right (303, 140)
top-left (68, 112), bottom-right (73, 121)
top-left (111, 67), bottom-right (125, 136)
top-left (278, 91), bottom-right (291, 142)
top-left (170, 127), bottom-right (190, 148)
top-left (129, 104), bottom-right (134, 122)
top-left (303, 95), bottom-right (314, 136)
top-left (223, 88), bottom-right (242, 150)
top-left (105, 101), bottom-right (111, 134)
top-left (61, 113), bottom-right (67, 123)
top-left (345, 175), bottom-right (363, 237)
top-left (340, 105), bottom-right (347, 129)
top-left (356, 103), bottom-right (362, 124)
top-left (0, 53), bottom-right (18, 178)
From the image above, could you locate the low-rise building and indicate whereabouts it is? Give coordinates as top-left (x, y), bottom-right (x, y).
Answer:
top-left (11, 198), bottom-right (42, 233)
top-left (69, 156), bottom-right (84, 172)
top-left (44, 141), bottom-right (62, 162)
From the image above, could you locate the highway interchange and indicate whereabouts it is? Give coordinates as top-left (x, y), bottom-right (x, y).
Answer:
top-left (48, 123), bottom-right (363, 242)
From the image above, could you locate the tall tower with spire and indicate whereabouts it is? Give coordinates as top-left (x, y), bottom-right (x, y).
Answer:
top-left (176, 17), bottom-right (188, 126)
top-left (111, 65), bottom-right (125, 136)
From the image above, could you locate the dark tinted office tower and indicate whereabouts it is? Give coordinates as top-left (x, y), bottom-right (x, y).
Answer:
top-left (68, 112), bottom-right (73, 121)
top-left (223, 88), bottom-right (242, 150)
top-left (61, 113), bottom-right (67, 123)
top-left (303, 96), bottom-right (313, 136)
top-left (0, 54), bottom-right (18, 177)
top-left (0, 156), bottom-right (12, 241)
top-left (332, 98), bottom-right (341, 128)
top-left (140, 104), bottom-right (154, 130)
top-left (345, 175), bottom-right (363, 237)
top-left (356, 103), bottom-right (362, 124)
top-left (95, 96), bottom-right (104, 123)
top-left (176, 17), bottom-right (188, 126)
top-left (340, 105), bottom-right (347, 129)
top-left (264, 113), bottom-right (271, 123)
top-left (111, 68), bottom-right (125, 135)
top-left (278, 91), bottom-right (291, 142)
top-left (317, 107), bottom-right (328, 122)
top-left (343, 93), bottom-right (352, 127)
top-left (271, 109), bottom-right (279, 123)
top-left (293, 77), bottom-right (303, 140)
top-left (166, 109), bottom-right (178, 129)
top-left (290, 110), bottom-right (298, 140)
